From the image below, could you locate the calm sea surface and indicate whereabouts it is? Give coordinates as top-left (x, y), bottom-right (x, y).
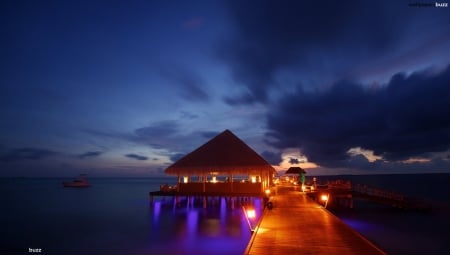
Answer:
top-left (0, 177), bottom-right (258, 255)
top-left (1, 174), bottom-right (450, 255)
top-left (320, 173), bottom-right (450, 255)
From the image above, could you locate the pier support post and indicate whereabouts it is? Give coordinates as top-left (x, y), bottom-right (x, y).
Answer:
top-left (176, 196), bottom-right (181, 207)
top-left (203, 196), bottom-right (207, 208)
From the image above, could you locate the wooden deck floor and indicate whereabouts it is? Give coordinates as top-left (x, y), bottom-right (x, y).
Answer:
top-left (245, 186), bottom-right (386, 255)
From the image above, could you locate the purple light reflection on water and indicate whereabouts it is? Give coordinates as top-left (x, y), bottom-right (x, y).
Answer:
top-left (1, 178), bottom-right (270, 255)
top-left (340, 217), bottom-right (377, 232)
top-left (147, 196), bottom-right (263, 255)
top-left (153, 201), bottom-right (161, 224)
top-left (187, 210), bottom-right (199, 234)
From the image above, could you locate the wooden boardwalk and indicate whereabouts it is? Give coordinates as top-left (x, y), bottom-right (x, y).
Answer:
top-left (244, 186), bottom-right (386, 255)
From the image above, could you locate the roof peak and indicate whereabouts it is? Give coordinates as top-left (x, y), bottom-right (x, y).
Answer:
top-left (165, 128), bottom-right (275, 175)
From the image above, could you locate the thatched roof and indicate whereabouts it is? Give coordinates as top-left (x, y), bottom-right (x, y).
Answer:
top-left (165, 130), bottom-right (276, 176)
top-left (285, 166), bottom-right (306, 175)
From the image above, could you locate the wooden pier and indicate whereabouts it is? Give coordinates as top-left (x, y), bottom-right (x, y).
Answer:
top-left (304, 180), bottom-right (432, 211)
top-left (352, 184), bottom-right (432, 211)
top-left (244, 185), bottom-right (386, 255)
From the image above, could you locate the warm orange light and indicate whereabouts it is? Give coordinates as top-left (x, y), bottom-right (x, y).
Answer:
top-left (321, 194), bottom-right (329, 202)
top-left (247, 209), bottom-right (256, 219)
top-left (265, 189), bottom-right (271, 195)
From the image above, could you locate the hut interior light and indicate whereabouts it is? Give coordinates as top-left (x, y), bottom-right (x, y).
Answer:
top-left (211, 176), bottom-right (217, 183)
top-left (251, 176), bottom-right (256, 183)
top-left (183, 176), bottom-right (188, 183)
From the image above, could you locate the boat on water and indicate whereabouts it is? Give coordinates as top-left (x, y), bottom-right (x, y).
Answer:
top-left (63, 174), bottom-right (91, 188)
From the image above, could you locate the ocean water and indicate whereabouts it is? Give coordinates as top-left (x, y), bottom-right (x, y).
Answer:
top-left (0, 177), bottom-right (258, 255)
top-left (315, 173), bottom-right (450, 255)
top-left (2, 174), bottom-right (450, 255)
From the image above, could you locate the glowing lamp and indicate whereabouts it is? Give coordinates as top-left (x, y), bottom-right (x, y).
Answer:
top-left (251, 176), bottom-right (257, 183)
top-left (321, 194), bottom-right (329, 202)
top-left (247, 209), bottom-right (256, 219)
top-left (183, 176), bottom-right (188, 183)
top-left (265, 189), bottom-right (271, 195)
top-left (211, 176), bottom-right (217, 183)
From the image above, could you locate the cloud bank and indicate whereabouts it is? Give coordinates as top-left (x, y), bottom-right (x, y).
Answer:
top-left (125, 154), bottom-right (148, 161)
top-left (77, 151), bottom-right (102, 159)
top-left (266, 66), bottom-right (450, 168)
top-left (218, 1), bottom-right (450, 105)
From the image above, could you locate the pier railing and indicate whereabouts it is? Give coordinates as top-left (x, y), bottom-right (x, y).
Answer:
top-left (352, 183), bottom-right (431, 211)
top-left (304, 180), bottom-right (431, 211)
top-left (352, 184), bottom-right (405, 202)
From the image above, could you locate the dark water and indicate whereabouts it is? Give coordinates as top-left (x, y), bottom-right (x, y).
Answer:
top-left (314, 173), bottom-right (450, 255)
top-left (0, 177), bottom-right (258, 255)
top-left (2, 174), bottom-right (450, 255)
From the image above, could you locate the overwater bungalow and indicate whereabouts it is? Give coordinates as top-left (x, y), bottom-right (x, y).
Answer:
top-left (164, 129), bottom-right (276, 196)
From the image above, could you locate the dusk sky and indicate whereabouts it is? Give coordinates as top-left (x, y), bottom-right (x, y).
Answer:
top-left (1, 0), bottom-right (450, 177)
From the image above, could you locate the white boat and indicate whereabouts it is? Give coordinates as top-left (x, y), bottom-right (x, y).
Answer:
top-left (63, 174), bottom-right (91, 188)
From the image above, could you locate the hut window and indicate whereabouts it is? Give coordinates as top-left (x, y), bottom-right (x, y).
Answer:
top-left (183, 176), bottom-right (189, 183)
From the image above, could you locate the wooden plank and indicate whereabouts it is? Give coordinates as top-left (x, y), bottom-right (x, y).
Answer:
top-left (245, 186), bottom-right (386, 255)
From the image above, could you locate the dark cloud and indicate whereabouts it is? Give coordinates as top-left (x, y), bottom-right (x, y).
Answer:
top-left (0, 148), bottom-right (57, 162)
top-left (84, 122), bottom-right (179, 150)
top-left (223, 91), bottom-right (258, 106)
top-left (180, 111), bottom-right (199, 119)
top-left (85, 121), bottom-right (220, 158)
top-left (219, 1), bottom-right (450, 105)
top-left (267, 66), bottom-right (450, 167)
top-left (158, 65), bottom-right (210, 102)
top-left (125, 154), bottom-right (148, 161)
top-left (288, 157), bottom-right (301, 165)
top-left (134, 120), bottom-right (178, 146)
top-left (261, 150), bottom-right (282, 165)
top-left (170, 153), bottom-right (185, 162)
top-left (77, 151), bottom-right (102, 159)
top-left (132, 122), bottom-right (221, 154)
top-left (83, 129), bottom-right (133, 141)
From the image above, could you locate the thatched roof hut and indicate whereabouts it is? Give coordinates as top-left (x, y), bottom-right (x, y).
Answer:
top-left (285, 166), bottom-right (306, 175)
top-left (165, 129), bottom-right (275, 176)
top-left (164, 129), bottom-right (275, 194)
